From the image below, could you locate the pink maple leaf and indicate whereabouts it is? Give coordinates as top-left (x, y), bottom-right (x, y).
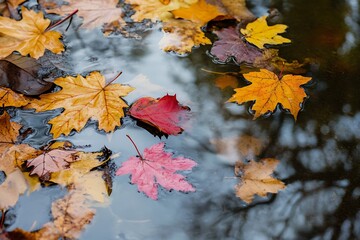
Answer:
top-left (116, 142), bottom-right (197, 200)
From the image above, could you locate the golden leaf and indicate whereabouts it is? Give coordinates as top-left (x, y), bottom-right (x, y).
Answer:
top-left (240, 16), bottom-right (291, 49)
top-left (125, 0), bottom-right (197, 22)
top-left (228, 69), bottom-right (311, 120)
top-left (0, 0), bottom-right (25, 17)
top-left (45, 0), bottom-right (124, 29)
top-left (72, 170), bottom-right (108, 203)
top-left (172, 0), bottom-right (225, 25)
top-left (0, 168), bottom-right (28, 210)
top-left (0, 7), bottom-right (64, 59)
top-left (27, 72), bottom-right (134, 138)
top-left (0, 87), bottom-right (29, 107)
top-left (235, 158), bottom-right (285, 203)
top-left (160, 19), bottom-right (211, 54)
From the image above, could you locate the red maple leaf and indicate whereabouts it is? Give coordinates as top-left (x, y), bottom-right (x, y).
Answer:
top-left (27, 149), bottom-right (77, 179)
top-left (128, 94), bottom-right (190, 135)
top-left (116, 141), bottom-right (197, 200)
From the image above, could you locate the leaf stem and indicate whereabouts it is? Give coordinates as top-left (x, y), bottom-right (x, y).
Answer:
top-left (0, 210), bottom-right (6, 230)
top-left (105, 71), bottom-right (123, 87)
top-left (126, 135), bottom-right (143, 160)
top-left (201, 68), bottom-right (239, 76)
top-left (46, 9), bottom-right (79, 31)
top-left (278, 61), bottom-right (285, 79)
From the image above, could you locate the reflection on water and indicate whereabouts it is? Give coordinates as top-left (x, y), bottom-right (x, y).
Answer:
top-left (8, 0), bottom-right (360, 239)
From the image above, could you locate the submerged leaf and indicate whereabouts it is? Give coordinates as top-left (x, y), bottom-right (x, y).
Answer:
top-left (0, 169), bottom-right (27, 210)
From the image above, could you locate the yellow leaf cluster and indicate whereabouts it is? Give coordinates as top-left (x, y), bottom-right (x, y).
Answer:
top-left (27, 72), bottom-right (134, 138)
top-left (0, 87), bottom-right (30, 107)
top-left (0, 7), bottom-right (64, 59)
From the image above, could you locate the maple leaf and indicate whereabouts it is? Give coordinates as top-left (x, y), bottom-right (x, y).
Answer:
top-left (160, 19), bottom-right (211, 54)
top-left (172, 0), bottom-right (225, 26)
top-left (129, 94), bottom-right (190, 135)
top-left (0, 87), bottom-right (29, 107)
top-left (27, 72), bottom-right (134, 138)
top-left (0, 7), bottom-right (64, 59)
top-left (210, 27), bottom-right (263, 64)
top-left (0, 169), bottom-right (27, 210)
top-left (228, 69), bottom-right (312, 120)
top-left (235, 159), bottom-right (285, 203)
top-left (116, 141), bottom-right (197, 200)
top-left (240, 16), bottom-right (291, 49)
top-left (45, 0), bottom-right (124, 30)
top-left (125, 0), bottom-right (197, 22)
top-left (26, 149), bottom-right (77, 179)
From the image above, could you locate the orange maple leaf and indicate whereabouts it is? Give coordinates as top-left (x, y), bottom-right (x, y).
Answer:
top-left (228, 69), bottom-right (311, 120)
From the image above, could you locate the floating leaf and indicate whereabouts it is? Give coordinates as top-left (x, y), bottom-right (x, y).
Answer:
top-left (27, 72), bottom-right (134, 138)
top-left (0, 169), bottom-right (27, 210)
top-left (0, 0), bottom-right (25, 18)
top-left (0, 7), bottom-right (64, 59)
top-left (228, 69), bottom-right (311, 120)
top-left (235, 159), bottom-right (285, 203)
top-left (240, 16), bottom-right (291, 49)
top-left (0, 87), bottom-right (30, 107)
top-left (219, 0), bottom-right (254, 21)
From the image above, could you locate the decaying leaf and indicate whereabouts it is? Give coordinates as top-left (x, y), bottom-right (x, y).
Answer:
top-left (125, 0), bottom-right (197, 22)
top-left (172, 0), bottom-right (225, 25)
top-left (217, 0), bottom-right (254, 21)
top-left (27, 72), bottom-right (134, 138)
top-left (0, 7), bottom-right (64, 59)
top-left (0, 87), bottom-right (30, 107)
top-left (241, 16), bottom-right (291, 49)
top-left (210, 27), bottom-right (263, 64)
top-left (0, 54), bottom-right (53, 95)
top-left (235, 159), bottom-right (285, 203)
top-left (0, 168), bottom-right (27, 210)
top-left (228, 69), bottom-right (312, 120)
top-left (160, 19), bottom-right (211, 54)
top-left (27, 149), bottom-right (77, 179)
top-left (116, 142), bottom-right (197, 200)
top-left (129, 94), bottom-right (190, 135)
top-left (45, 0), bottom-right (124, 30)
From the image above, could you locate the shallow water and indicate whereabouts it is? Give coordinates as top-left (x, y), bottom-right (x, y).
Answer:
top-left (6, 0), bottom-right (360, 239)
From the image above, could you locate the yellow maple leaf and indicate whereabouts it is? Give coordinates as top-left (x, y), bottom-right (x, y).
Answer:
top-left (0, 87), bottom-right (30, 107)
top-left (45, 0), bottom-right (124, 29)
top-left (172, 0), bottom-right (225, 26)
top-left (228, 69), bottom-right (311, 120)
top-left (159, 19), bottom-right (211, 54)
top-left (27, 72), bottom-right (134, 138)
top-left (0, 7), bottom-right (64, 59)
top-left (125, 0), bottom-right (197, 22)
top-left (240, 16), bottom-right (291, 49)
top-left (235, 158), bottom-right (285, 203)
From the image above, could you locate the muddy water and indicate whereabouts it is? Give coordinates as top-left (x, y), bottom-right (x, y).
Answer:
top-left (8, 0), bottom-right (360, 239)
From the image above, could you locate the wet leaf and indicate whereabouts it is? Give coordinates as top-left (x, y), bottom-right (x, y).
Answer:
top-left (172, 0), bottom-right (225, 25)
top-left (0, 168), bottom-right (27, 210)
top-left (72, 170), bottom-right (108, 203)
top-left (210, 27), bottom-right (263, 64)
top-left (45, 0), bottom-right (124, 30)
top-left (218, 0), bottom-right (254, 21)
top-left (228, 69), bottom-right (312, 120)
top-left (0, 87), bottom-right (30, 107)
top-left (27, 72), bottom-right (134, 138)
top-left (0, 54), bottom-right (53, 95)
top-left (235, 159), bottom-right (285, 203)
top-left (160, 19), bottom-right (211, 54)
top-left (214, 75), bottom-right (238, 90)
top-left (241, 16), bottom-right (291, 49)
top-left (129, 94), bottom-right (190, 135)
top-left (0, 7), bottom-right (64, 59)
top-left (26, 149), bottom-right (77, 179)
top-left (125, 0), bottom-right (197, 22)
top-left (116, 142), bottom-right (197, 200)
top-left (0, 0), bottom-right (25, 18)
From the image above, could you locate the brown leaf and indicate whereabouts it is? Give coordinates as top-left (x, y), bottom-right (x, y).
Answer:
top-left (0, 168), bottom-right (27, 210)
top-left (217, 0), bottom-right (254, 21)
top-left (235, 159), bottom-right (286, 203)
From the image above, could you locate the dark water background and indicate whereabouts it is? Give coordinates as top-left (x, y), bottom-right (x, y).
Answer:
top-left (5, 0), bottom-right (360, 239)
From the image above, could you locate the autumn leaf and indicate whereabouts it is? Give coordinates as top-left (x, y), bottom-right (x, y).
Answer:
top-left (116, 139), bottom-right (197, 200)
top-left (0, 7), bottom-right (64, 59)
top-left (125, 0), bottom-right (197, 22)
top-left (240, 16), bottom-right (291, 49)
top-left (44, 0), bottom-right (124, 30)
top-left (26, 149), bottom-right (77, 180)
top-left (129, 94), bottom-right (190, 135)
top-left (0, 168), bottom-right (27, 210)
top-left (219, 0), bottom-right (254, 22)
top-left (160, 19), bottom-right (211, 54)
top-left (210, 27), bottom-right (263, 64)
top-left (214, 75), bottom-right (238, 90)
top-left (235, 159), bottom-right (285, 203)
top-left (228, 69), bottom-right (312, 120)
top-left (27, 72), bottom-right (134, 138)
top-left (172, 0), bottom-right (225, 26)
top-left (0, 87), bottom-right (29, 107)
top-left (0, 0), bottom-right (25, 18)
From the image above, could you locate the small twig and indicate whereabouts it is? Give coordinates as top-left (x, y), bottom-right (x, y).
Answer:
top-left (46, 9), bottom-right (78, 31)
top-left (278, 61), bottom-right (285, 79)
top-left (126, 135), bottom-right (143, 160)
top-left (0, 210), bottom-right (6, 230)
top-left (201, 68), bottom-right (239, 76)
top-left (105, 71), bottom-right (123, 87)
